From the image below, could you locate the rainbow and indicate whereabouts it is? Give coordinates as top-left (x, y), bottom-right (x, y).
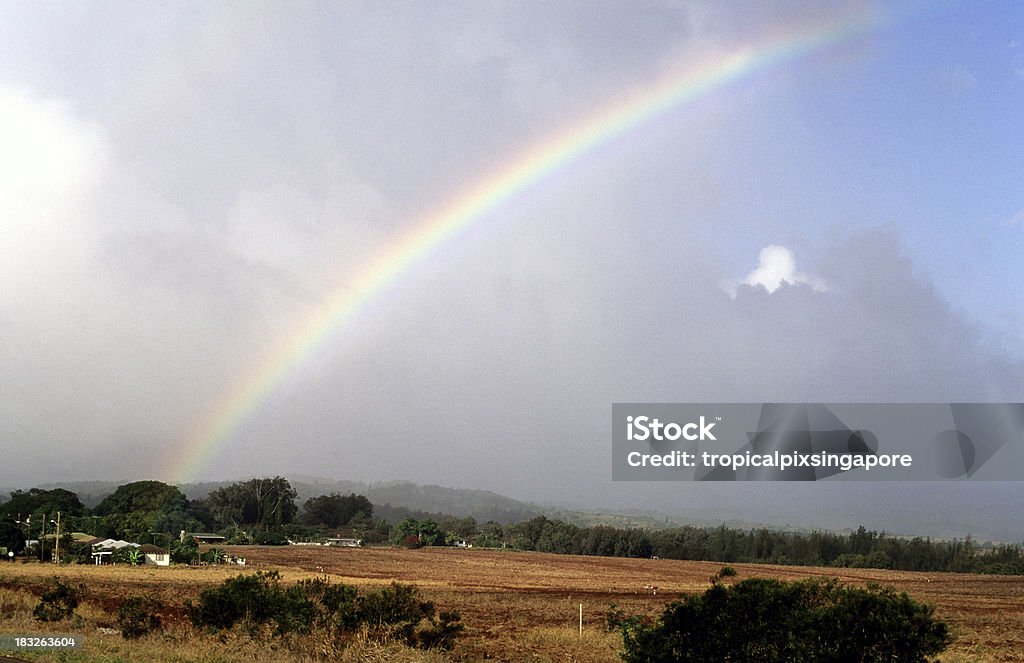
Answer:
top-left (167, 8), bottom-right (880, 484)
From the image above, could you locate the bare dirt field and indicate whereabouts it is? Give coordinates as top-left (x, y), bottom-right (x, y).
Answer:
top-left (238, 545), bottom-right (1024, 661)
top-left (1, 546), bottom-right (1022, 661)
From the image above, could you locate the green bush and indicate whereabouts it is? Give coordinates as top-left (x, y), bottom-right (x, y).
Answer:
top-left (117, 596), bottom-right (162, 639)
top-left (618, 577), bottom-right (951, 663)
top-left (33, 579), bottom-right (83, 622)
top-left (606, 603), bottom-right (651, 636)
top-left (187, 570), bottom-right (285, 631)
top-left (111, 546), bottom-right (144, 565)
top-left (357, 581), bottom-right (434, 644)
top-left (710, 565), bottom-right (738, 584)
top-left (171, 537), bottom-right (199, 564)
top-left (187, 573), bottom-right (462, 650)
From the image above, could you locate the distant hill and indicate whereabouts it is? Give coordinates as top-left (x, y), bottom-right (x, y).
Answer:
top-left (30, 480), bottom-right (128, 509)
top-left (178, 477), bottom-right (543, 525)
top-left (24, 477), bottom-right (541, 525)
top-left (0, 478), bottom-right (867, 534)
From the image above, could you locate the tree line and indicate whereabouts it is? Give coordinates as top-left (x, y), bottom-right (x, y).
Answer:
top-left (3, 480), bottom-right (1022, 574)
top-left (0, 478), bottom-right (373, 559)
top-left (497, 516), bottom-right (1024, 575)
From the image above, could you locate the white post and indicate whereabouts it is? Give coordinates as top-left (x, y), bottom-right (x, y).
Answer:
top-left (53, 512), bottom-right (61, 564)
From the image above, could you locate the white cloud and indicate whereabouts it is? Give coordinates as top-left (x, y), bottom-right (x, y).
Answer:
top-left (0, 85), bottom-right (107, 308)
top-left (722, 244), bottom-right (828, 298)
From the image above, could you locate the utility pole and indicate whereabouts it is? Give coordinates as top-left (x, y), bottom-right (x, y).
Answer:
top-left (50, 512), bottom-right (61, 564)
top-left (40, 514), bottom-right (47, 563)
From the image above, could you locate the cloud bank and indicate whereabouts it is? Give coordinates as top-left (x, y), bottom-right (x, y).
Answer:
top-left (721, 244), bottom-right (828, 298)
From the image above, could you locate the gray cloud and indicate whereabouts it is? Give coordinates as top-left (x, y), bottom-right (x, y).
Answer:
top-left (0, 3), bottom-right (1020, 538)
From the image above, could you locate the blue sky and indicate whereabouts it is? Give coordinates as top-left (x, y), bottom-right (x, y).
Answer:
top-left (1, 1), bottom-right (1022, 537)
top-left (771, 2), bottom-right (1024, 341)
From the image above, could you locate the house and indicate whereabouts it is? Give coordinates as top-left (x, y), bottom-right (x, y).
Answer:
top-left (90, 539), bottom-right (138, 565)
top-left (140, 544), bottom-right (170, 566)
top-left (88, 540), bottom-right (170, 566)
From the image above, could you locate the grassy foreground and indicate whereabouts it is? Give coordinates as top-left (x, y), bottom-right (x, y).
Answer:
top-left (0, 546), bottom-right (1022, 661)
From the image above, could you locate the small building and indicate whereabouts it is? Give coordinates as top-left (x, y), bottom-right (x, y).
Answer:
top-left (140, 544), bottom-right (170, 566)
top-left (71, 533), bottom-right (102, 545)
top-left (182, 532), bottom-right (227, 545)
top-left (326, 538), bottom-right (363, 547)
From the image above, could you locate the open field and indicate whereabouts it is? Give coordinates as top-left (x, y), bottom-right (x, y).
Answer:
top-left (1, 546), bottom-right (1022, 661)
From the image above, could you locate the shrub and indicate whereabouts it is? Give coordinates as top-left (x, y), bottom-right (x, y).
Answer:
top-left (117, 596), bottom-right (162, 639)
top-left (171, 537), bottom-right (198, 564)
top-left (33, 579), bottom-right (83, 622)
top-left (416, 610), bottom-right (464, 650)
top-left (606, 603), bottom-right (651, 635)
top-left (293, 576), bottom-right (361, 632)
top-left (187, 570), bottom-right (285, 631)
top-left (187, 573), bottom-right (462, 650)
top-left (357, 582), bottom-right (434, 644)
top-left (709, 565), bottom-right (738, 584)
top-left (618, 577), bottom-right (951, 662)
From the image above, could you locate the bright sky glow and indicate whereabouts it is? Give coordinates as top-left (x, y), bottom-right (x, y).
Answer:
top-left (1, 1), bottom-right (1022, 537)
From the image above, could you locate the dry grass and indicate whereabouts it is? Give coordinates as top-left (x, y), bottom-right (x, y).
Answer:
top-left (1, 548), bottom-right (1022, 661)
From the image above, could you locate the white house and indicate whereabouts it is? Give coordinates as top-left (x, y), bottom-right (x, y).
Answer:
top-left (140, 544), bottom-right (170, 566)
top-left (91, 538), bottom-right (137, 565)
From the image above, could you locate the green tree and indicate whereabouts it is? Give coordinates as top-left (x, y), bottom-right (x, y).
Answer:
top-left (171, 536), bottom-right (199, 564)
top-left (205, 477), bottom-right (297, 530)
top-left (301, 493), bottom-right (373, 529)
top-left (0, 520), bottom-right (26, 555)
top-left (439, 515), bottom-right (477, 539)
top-left (506, 515), bottom-right (549, 550)
top-left (474, 521), bottom-right (504, 548)
top-left (391, 517), bottom-right (444, 546)
top-left (537, 519), bottom-right (578, 554)
top-left (94, 481), bottom-right (195, 542)
top-left (95, 481), bottom-right (187, 516)
top-left (2, 488), bottom-right (85, 519)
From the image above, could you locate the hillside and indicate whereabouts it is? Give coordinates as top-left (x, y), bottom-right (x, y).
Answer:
top-left (27, 477), bottom-right (542, 525)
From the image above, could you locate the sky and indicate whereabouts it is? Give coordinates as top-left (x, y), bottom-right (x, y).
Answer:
top-left (2, 1), bottom-right (1023, 539)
